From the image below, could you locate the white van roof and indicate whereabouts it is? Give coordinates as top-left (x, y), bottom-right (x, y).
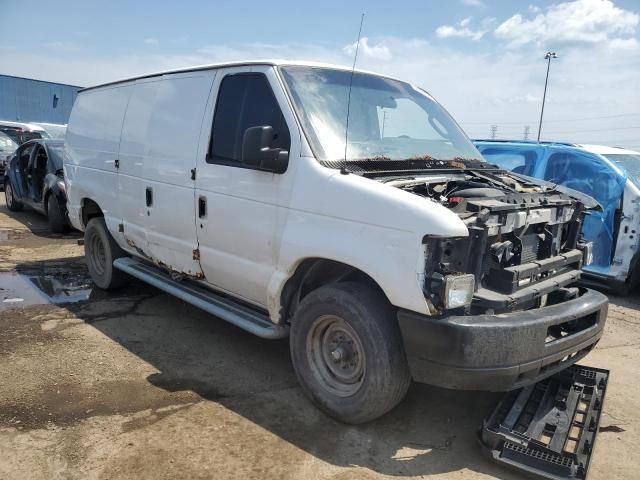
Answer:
top-left (79, 60), bottom-right (404, 92)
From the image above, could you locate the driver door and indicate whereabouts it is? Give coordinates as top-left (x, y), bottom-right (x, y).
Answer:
top-left (11, 143), bottom-right (36, 200)
top-left (194, 65), bottom-right (300, 307)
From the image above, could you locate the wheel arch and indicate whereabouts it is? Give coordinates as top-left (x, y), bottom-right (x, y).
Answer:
top-left (80, 197), bottom-right (104, 227)
top-left (279, 258), bottom-right (390, 324)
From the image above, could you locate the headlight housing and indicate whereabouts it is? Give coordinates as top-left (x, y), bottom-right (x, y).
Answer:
top-left (442, 274), bottom-right (475, 309)
top-left (578, 241), bottom-right (593, 266)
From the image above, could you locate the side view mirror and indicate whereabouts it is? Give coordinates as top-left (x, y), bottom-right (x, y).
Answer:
top-left (241, 126), bottom-right (288, 174)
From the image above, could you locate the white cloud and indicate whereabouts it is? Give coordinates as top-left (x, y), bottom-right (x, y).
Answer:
top-left (143, 38), bottom-right (158, 45)
top-left (342, 37), bottom-right (392, 61)
top-left (436, 17), bottom-right (488, 41)
top-left (495, 0), bottom-right (639, 47)
top-left (609, 37), bottom-right (639, 49)
top-left (461, 0), bottom-right (485, 7)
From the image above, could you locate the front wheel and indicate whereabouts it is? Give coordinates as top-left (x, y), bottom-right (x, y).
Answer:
top-left (84, 217), bottom-right (128, 289)
top-left (290, 282), bottom-right (411, 424)
top-left (4, 181), bottom-right (23, 212)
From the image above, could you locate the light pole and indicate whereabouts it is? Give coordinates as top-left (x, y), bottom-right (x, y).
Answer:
top-left (537, 51), bottom-right (557, 142)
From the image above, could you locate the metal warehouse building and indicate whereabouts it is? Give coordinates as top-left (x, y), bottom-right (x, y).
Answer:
top-left (0, 74), bottom-right (82, 125)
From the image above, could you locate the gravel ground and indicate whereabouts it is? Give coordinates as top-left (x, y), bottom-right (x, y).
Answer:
top-left (1, 194), bottom-right (638, 480)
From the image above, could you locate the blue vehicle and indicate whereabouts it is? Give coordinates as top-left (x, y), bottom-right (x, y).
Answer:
top-left (474, 140), bottom-right (640, 292)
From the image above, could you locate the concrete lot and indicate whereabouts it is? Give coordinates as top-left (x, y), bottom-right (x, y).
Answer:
top-left (0, 195), bottom-right (639, 480)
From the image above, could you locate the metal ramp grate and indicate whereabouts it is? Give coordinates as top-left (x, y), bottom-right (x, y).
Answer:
top-left (480, 364), bottom-right (609, 479)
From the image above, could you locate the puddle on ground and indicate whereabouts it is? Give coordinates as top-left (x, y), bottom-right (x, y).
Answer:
top-left (0, 270), bottom-right (93, 308)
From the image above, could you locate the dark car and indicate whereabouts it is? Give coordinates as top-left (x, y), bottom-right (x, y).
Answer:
top-left (3, 139), bottom-right (69, 232)
top-left (0, 131), bottom-right (19, 180)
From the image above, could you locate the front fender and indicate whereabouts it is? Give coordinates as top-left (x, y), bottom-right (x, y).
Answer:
top-left (270, 220), bottom-right (428, 320)
top-left (266, 158), bottom-right (466, 320)
top-left (44, 174), bottom-right (67, 206)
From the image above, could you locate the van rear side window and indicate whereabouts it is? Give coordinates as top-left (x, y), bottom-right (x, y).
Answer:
top-left (208, 73), bottom-right (290, 165)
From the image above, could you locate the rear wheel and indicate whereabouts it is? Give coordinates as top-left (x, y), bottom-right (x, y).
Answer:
top-left (4, 181), bottom-right (23, 212)
top-left (84, 217), bottom-right (128, 289)
top-left (46, 195), bottom-right (68, 233)
top-left (290, 282), bottom-right (411, 424)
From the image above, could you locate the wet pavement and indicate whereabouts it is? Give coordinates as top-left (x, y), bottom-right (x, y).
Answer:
top-left (1, 196), bottom-right (640, 480)
top-left (0, 264), bottom-right (93, 306)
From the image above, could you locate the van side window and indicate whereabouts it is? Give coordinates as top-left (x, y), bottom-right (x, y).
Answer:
top-left (208, 73), bottom-right (290, 165)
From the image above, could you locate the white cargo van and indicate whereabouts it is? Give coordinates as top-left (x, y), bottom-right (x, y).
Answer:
top-left (65, 61), bottom-right (607, 423)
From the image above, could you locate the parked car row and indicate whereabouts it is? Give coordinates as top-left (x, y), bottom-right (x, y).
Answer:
top-left (475, 140), bottom-right (640, 293)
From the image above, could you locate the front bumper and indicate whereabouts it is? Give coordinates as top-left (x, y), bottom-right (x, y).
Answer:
top-left (397, 288), bottom-right (608, 391)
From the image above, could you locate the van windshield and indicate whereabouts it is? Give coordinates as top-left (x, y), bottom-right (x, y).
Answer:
top-left (279, 66), bottom-right (483, 163)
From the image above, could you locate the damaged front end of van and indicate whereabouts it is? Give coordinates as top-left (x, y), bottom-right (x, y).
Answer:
top-left (280, 65), bottom-right (608, 393)
top-left (381, 160), bottom-right (607, 391)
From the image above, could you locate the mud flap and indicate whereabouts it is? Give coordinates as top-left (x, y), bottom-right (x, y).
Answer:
top-left (480, 365), bottom-right (609, 479)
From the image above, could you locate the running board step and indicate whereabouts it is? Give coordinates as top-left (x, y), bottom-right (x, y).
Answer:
top-left (113, 257), bottom-right (289, 339)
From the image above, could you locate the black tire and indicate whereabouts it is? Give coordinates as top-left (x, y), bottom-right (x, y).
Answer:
top-left (84, 217), bottom-right (128, 289)
top-left (4, 180), bottom-right (23, 212)
top-left (290, 282), bottom-right (411, 424)
top-left (46, 195), bottom-right (68, 233)
top-left (621, 266), bottom-right (640, 296)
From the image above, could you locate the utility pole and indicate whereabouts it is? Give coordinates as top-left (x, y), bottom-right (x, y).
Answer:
top-left (537, 51), bottom-right (557, 142)
top-left (523, 125), bottom-right (531, 140)
top-left (490, 125), bottom-right (498, 140)
top-left (381, 110), bottom-right (387, 137)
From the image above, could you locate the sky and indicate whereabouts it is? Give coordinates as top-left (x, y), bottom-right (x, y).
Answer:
top-left (1, 0), bottom-right (639, 150)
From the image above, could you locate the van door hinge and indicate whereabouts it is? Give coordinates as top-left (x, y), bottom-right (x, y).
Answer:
top-left (114, 159), bottom-right (120, 169)
top-left (191, 168), bottom-right (196, 180)
top-left (192, 248), bottom-right (200, 261)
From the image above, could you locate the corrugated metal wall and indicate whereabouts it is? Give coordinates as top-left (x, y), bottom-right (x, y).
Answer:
top-left (0, 75), bottom-right (81, 124)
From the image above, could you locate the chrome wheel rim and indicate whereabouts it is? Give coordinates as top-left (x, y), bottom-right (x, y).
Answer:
top-left (306, 315), bottom-right (365, 397)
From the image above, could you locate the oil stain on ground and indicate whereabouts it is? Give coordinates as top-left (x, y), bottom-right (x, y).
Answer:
top-left (0, 378), bottom-right (202, 431)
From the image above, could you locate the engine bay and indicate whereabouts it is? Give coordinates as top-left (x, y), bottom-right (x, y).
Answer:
top-left (382, 169), bottom-right (591, 315)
